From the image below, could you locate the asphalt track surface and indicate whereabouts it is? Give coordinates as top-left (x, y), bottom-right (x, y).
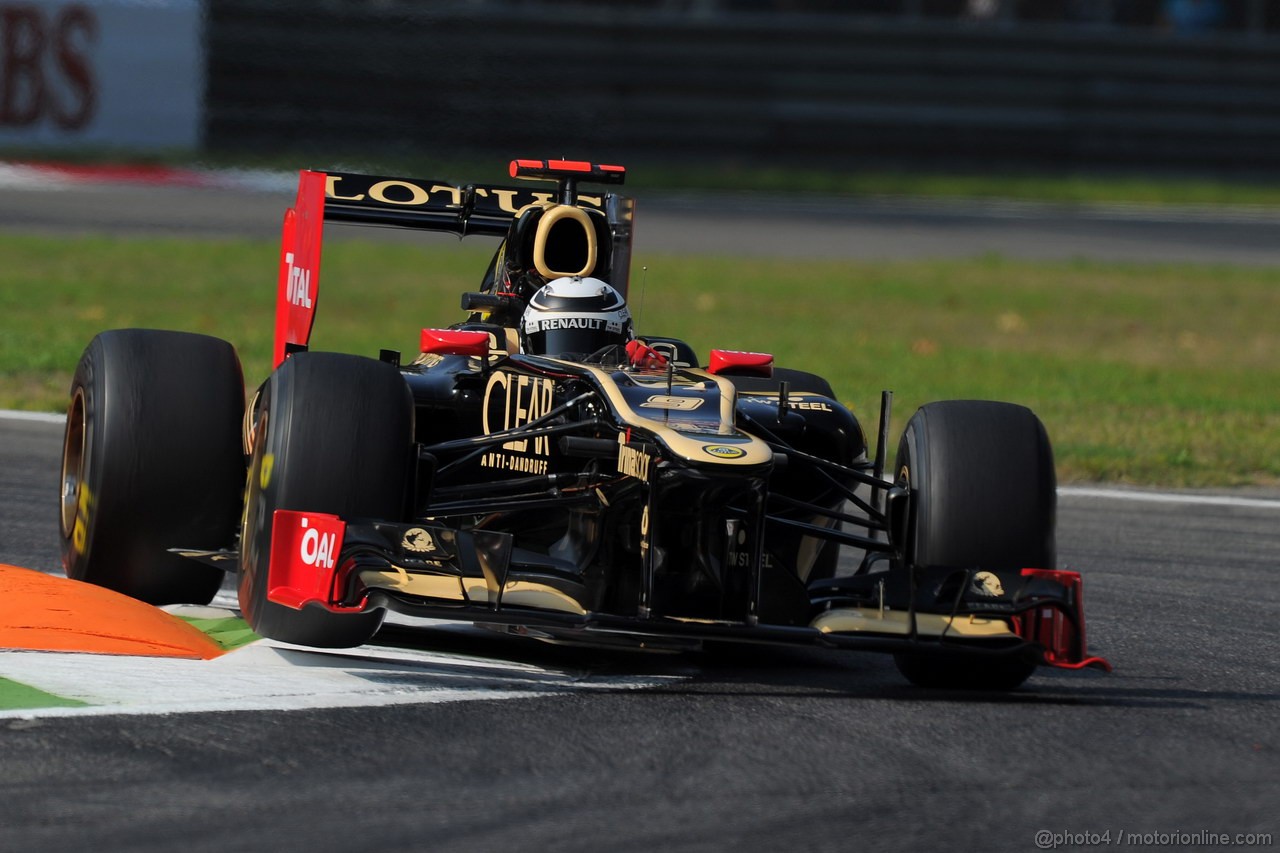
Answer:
top-left (4, 181), bottom-right (1280, 265)
top-left (2, 185), bottom-right (1279, 851)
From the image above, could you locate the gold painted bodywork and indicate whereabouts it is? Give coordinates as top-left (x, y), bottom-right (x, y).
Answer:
top-left (496, 581), bottom-right (588, 615)
top-left (532, 204), bottom-right (598, 279)
top-left (360, 567), bottom-right (465, 601)
top-left (358, 568), bottom-right (1014, 639)
top-left (359, 568), bottom-right (587, 615)
top-left (811, 607), bottom-right (1017, 639)
top-left (568, 362), bottom-right (775, 468)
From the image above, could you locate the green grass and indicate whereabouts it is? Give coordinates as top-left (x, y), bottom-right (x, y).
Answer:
top-left (240, 150), bottom-right (1280, 206)
top-left (0, 677), bottom-right (87, 710)
top-left (2, 233), bottom-right (1277, 487)
top-left (630, 164), bottom-right (1280, 207)
top-left (176, 615), bottom-right (259, 651)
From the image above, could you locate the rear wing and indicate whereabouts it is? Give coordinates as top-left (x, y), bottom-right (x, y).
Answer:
top-left (273, 161), bottom-right (635, 367)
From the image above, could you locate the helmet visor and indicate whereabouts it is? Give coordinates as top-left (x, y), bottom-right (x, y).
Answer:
top-left (524, 322), bottom-right (621, 360)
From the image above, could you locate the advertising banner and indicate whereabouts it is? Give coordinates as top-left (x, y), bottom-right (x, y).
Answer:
top-left (0, 0), bottom-right (202, 149)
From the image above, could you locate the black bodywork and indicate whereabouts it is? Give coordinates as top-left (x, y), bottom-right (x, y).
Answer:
top-left (388, 351), bottom-right (869, 630)
top-left (250, 160), bottom-right (1108, 678)
top-left (57, 160), bottom-right (1108, 688)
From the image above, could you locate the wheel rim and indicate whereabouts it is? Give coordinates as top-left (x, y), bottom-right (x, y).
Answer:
top-left (238, 407), bottom-right (269, 613)
top-left (60, 388), bottom-right (87, 539)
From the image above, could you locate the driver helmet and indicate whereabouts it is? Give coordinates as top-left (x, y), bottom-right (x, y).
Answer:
top-left (520, 276), bottom-right (633, 359)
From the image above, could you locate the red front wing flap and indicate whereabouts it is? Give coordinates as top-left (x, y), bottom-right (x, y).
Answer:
top-left (1015, 569), bottom-right (1112, 672)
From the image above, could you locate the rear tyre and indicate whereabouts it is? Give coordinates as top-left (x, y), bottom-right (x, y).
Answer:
top-left (60, 329), bottom-right (245, 605)
top-left (891, 400), bottom-right (1056, 690)
top-left (239, 352), bottom-right (413, 648)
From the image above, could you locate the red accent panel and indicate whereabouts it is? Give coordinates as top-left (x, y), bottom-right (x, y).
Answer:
top-left (548, 159), bottom-right (591, 172)
top-left (626, 339), bottom-right (669, 370)
top-left (274, 170), bottom-right (327, 367)
top-left (1038, 655), bottom-right (1113, 671)
top-left (1017, 568), bottom-right (1113, 672)
top-left (29, 162), bottom-right (217, 188)
top-left (510, 159), bottom-right (542, 178)
top-left (420, 329), bottom-right (492, 357)
top-left (509, 159), bottom-right (627, 184)
top-left (707, 349), bottom-right (774, 377)
top-left (267, 510), bottom-right (347, 611)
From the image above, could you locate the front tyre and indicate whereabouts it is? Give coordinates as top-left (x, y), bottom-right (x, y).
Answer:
top-left (892, 400), bottom-right (1056, 690)
top-left (239, 353), bottom-right (413, 648)
top-left (60, 329), bottom-right (245, 605)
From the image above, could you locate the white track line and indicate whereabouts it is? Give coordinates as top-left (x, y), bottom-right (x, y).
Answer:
top-left (1, 409), bottom-right (65, 424)
top-left (0, 161), bottom-right (295, 194)
top-left (4, 410), bottom-right (1276, 510)
top-left (1057, 486), bottom-right (1280, 510)
top-left (0, 640), bottom-right (683, 719)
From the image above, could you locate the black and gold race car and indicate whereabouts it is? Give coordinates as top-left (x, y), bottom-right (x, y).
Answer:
top-left (59, 159), bottom-right (1109, 689)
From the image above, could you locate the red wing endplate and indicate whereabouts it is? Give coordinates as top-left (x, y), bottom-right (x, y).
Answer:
top-left (274, 170), bottom-right (327, 367)
top-left (1017, 569), bottom-right (1113, 672)
top-left (267, 510), bottom-right (355, 612)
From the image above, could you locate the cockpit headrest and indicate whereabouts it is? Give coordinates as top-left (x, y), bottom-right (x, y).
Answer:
top-left (506, 203), bottom-right (611, 283)
top-left (533, 205), bottom-right (596, 279)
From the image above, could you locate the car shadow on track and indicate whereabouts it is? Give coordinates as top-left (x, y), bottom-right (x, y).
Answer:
top-left (369, 622), bottom-right (1274, 710)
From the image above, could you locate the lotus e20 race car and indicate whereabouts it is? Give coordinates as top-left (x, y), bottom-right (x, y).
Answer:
top-left (59, 159), bottom-right (1110, 689)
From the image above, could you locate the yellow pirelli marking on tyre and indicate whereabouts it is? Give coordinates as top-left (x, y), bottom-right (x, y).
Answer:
top-left (259, 454), bottom-right (274, 490)
top-left (71, 485), bottom-right (93, 555)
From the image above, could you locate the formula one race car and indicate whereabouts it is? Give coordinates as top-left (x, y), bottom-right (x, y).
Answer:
top-left (59, 159), bottom-right (1110, 689)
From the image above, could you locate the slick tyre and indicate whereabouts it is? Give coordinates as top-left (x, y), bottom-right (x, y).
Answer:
top-left (891, 400), bottom-right (1056, 690)
top-left (239, 352), bottom-right (413, 648)
top-left (60, 329), bottom-right (245, 605)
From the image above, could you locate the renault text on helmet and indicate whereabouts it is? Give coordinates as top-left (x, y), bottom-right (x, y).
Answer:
top-left (520, 276), bottom-right (633, 359)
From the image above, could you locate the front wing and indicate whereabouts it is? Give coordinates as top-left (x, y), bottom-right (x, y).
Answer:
top-left (266, 510), bottom-right (1111, 673)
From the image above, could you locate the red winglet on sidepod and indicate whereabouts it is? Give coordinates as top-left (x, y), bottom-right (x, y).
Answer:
top-left (274, 170), bottom-right (327, 367)
top-left (707, 349), bottom-right (774, 378)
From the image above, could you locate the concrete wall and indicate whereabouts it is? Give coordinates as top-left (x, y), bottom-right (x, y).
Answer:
top-left (0, 0), bottom-right (203, 150)
top-left (8, 1), bottom-right (1276, 171)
